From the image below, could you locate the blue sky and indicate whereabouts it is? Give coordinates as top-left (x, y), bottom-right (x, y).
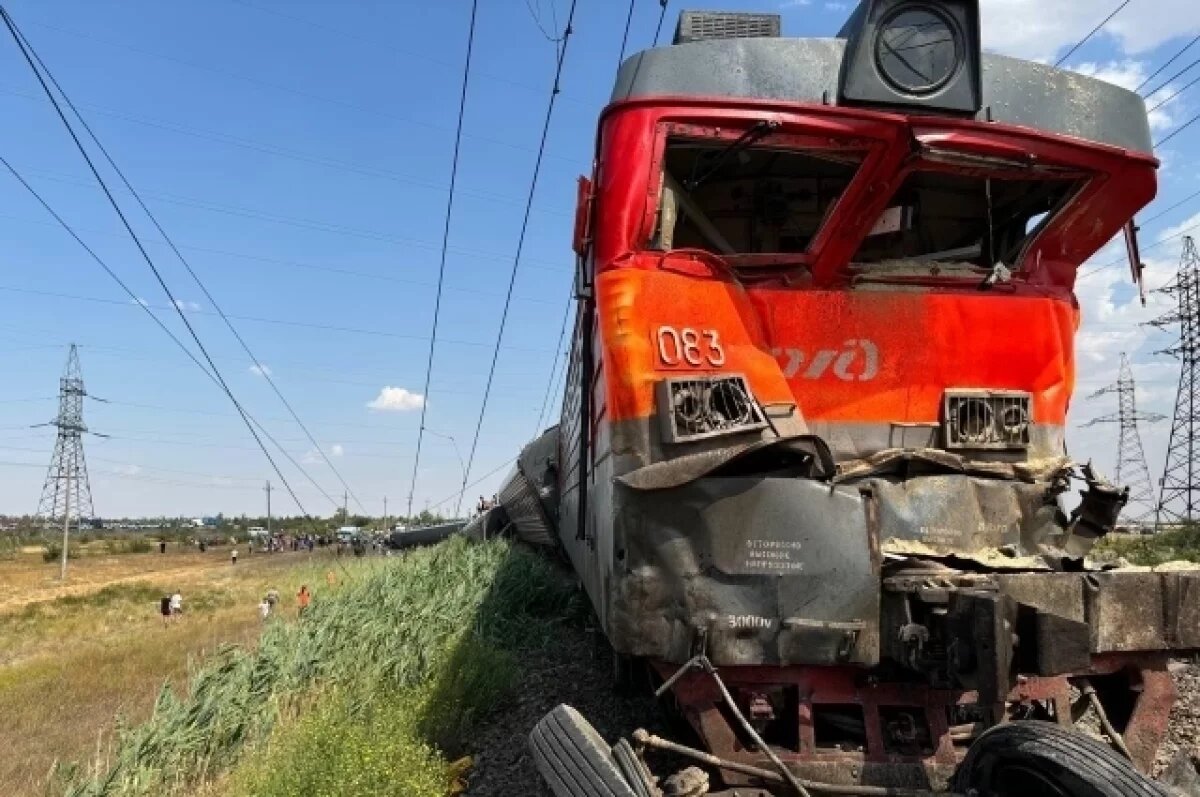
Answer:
top-left (0, 0), bottom-right (1197, 520)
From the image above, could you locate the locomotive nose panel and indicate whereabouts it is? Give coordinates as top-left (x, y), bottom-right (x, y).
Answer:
top-left (614, 477), bottom-right (882, 667)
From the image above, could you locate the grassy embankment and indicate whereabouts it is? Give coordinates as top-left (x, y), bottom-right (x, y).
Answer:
top-left (1094, 524), bottom-right (1200, 566)
top-left (53, 537), bottom-right (579, 797)
top-left (0, 547), bottom-right (323, 796)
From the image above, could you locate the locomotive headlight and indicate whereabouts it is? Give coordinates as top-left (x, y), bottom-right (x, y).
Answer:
top-left (874, 5), bottom-right (962, 96)
top-left (657, 375), bottom-right (767, 444)
top-left (944, 390), bottom-right (1032, 450)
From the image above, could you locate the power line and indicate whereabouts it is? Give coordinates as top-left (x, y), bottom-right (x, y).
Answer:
top-left (22, 18), bottom-right (578, 165)
top-left (225, 0), bottom-right (564, 102)
top-left (428, 456), bottom-right (518, 513)
top-left (1156, 110), bottom-right (1200, 148)
top-left (0, 158), bottom-right (342, 510)
top-left (11, 161), bottom-right (569, 274)
top-left (0, 89), bottom-right (571, 220)
top-left (0, 283), bottom-right (558, 354)
top-left (617, 0), bottom-right (637, 64)
top-left (10, 16), bottom-right (368, 514)
top-left (0, 5), bottom-right (325, 520)
top-left (533, 295), bottom-right (573, 436)
top-left (1136, 35), bottom-right (1200, 93)
top-left (1054, 0), bottom-right (1131, 68)
top-left (653, 0), bottom-right (670, 46)
top-left (1078, 219), bottom-right (1200, 281)
top-left (457, 0), bottom-right (580, 517)
top-left (1147, 71), bottom-right (1200, 113)
top-left (408, 0), bottom-right (478, 520)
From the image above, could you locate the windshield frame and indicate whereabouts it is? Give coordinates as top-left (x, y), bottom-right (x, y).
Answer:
top-left (846, 157), bottom-right (1091, 275)
top-left (641, 120), bottom-right (879, 269)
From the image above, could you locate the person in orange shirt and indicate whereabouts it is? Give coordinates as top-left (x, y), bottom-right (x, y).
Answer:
top-left (297, 584), bottom-right (311, 616)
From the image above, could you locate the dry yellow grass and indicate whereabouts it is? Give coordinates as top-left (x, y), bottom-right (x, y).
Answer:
top-left (0, 546), bottom-right (340, 797)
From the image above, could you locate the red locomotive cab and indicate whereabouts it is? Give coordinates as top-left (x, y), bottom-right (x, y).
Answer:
top-left (505, 2), bottom-right (1200, 793)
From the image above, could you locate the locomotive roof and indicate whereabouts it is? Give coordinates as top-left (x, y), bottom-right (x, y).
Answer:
top-left (611, 37), bottom-right (1154, 156)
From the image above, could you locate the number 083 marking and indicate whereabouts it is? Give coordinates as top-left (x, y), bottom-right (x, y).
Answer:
top-left (655, 326), bottom-right (726, 367)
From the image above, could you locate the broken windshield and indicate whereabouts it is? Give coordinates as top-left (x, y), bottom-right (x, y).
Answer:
top-left (651, 135), bottom-right (862, 259)
top-left (852, 170), bottom-right (1081, 268)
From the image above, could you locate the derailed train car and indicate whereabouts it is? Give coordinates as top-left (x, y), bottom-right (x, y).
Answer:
top-left (494, 2), bottom-right (1200, 794)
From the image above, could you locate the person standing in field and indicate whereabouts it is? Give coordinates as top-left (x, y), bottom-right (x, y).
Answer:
top-left (231, 547), bottom-right (238, 565)
top-left (297, 584), bottom-right (311, 616)
top-left (159, 540), bottom-right (167, 554)
top-left (258, 596), bottom-right (270, 621)
top-left (159, 595), bottom-right (172, 625)
top-left (170, 591), bottom-right (183, 618)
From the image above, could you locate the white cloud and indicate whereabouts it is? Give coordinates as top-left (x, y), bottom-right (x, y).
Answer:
top-left (131, 297), bottom-right (150, 307)
top-left (249, 364), bottom-right (272, 377)
top-left (114, 463), bottom-right (142, 476)
top-left (980, 0), bottom-right (1200, 62)
top-left (779, 0), bottom-right (811, 7)
top-left (366, 386), bottom-right (425, 412)
top-left (330, 444), bottom-right (344, 457)
top-left (1158, 210), bottom-right (1200, 245)
top-left (824, 1), bottom-right (848, 9)
top-left (301, 447), bottom-right (321, 465)
top-left (173, 299), bottom-right (201, 312)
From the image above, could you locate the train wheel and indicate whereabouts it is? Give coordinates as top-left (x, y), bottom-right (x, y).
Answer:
top-left (529, 704), bottom-right (638, 797)
top-left (954, 721), bottom-right (1168, 797)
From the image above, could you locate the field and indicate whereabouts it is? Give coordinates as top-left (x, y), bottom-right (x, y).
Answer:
top-left (0, 541), bottom-right (332, 797)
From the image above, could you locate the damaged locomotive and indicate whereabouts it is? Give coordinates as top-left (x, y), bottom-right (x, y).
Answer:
top-left (476, 2), bottom-right (1200, 794)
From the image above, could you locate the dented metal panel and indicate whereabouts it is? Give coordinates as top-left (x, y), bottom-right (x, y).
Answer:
top-left (613, 477), bottom-right (880, 667)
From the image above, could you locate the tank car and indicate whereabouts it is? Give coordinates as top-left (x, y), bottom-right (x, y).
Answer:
top-left (493, 2), bottom-right (1200, 793)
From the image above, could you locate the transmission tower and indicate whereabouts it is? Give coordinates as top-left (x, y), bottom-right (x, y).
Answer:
top-left (1151, 236), bottom-right (1200, 528)
top-left (1082, 353), bottom-right (1164, 526)
top-left (35, 344), bottom-right (96, 542)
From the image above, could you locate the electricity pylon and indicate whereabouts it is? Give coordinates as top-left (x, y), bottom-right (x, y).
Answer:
top-left (35, 344), bottom-right (101, 576)
top-left (1151, 236), bottom-right (1200, 529)
top-left (1082, 353), bottom-right (1164, 526)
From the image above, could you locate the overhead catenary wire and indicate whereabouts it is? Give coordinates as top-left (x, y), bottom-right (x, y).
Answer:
top-left (0, 5), bottom-right (321, 520)
top-left (0, 282), bottom-right (558, 354)
top-left (652, 0), bottom-right (670, 46)
top-left (1142, 55), bottom-right (1200, 101)
top-left (1147, 71), bottom-right (1200, 113)
top-left (1137, 35), bottom-right (1200, 93)
top-left (616, 0), bottom-right (637, 65)
top-left (407, 0), bottom-right (478, 520)
top-left (1156, 110), bottom-right (1200, 148)
top-left (0, 157), bottom-right (341, 510)
top-left (9, 16), bottom-right (367, 514)
top-left (1054, 0), bottom-right (1132, 68)
top-left (532, 295), bottom-right (573, 437)
top-left (457, 0), bottom-right (580, 518)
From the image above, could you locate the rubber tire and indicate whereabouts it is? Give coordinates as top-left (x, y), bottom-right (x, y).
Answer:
top-left (612, 738), bottom-right (656, 797)
top-left (529, 704), bottom-right (638, 797)
top-left (953, 721), bottom-right (1169, 797)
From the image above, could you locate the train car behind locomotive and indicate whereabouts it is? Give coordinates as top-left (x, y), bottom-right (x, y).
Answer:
top-left (487, 2), bottom-right (1200, 794)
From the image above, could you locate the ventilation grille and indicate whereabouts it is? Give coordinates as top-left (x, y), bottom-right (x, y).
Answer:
top-left (658, 375), bottom-right (766, 444)
top-left (944, 390), bottom-right (1032, 450)
top-left (673, 11), bottom-right (782, 45)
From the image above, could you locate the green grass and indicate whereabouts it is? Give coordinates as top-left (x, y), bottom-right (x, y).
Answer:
top-left (1094, 524), bottom-right (1200, 566)
top-left (54, 537), bottom-right (579, 797)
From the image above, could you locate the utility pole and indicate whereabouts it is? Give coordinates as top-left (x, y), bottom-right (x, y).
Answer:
top-left (1082, 353), bottom-right (1164, 527)
top-left (265, 481), bottom-right (272, 536)
top-left (343, 491), bottom-right (349, 522)
top-left (36, 344), bottom-right (98, 580)
top-left (383, 495), bottom-right (388, 533)
top-left (1151, 236), bottom-right (1200, 528)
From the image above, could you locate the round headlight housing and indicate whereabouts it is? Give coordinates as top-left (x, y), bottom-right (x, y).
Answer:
top-left (873, 4), bottom-right (962, 96)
